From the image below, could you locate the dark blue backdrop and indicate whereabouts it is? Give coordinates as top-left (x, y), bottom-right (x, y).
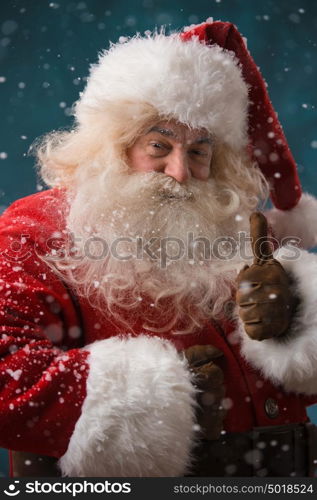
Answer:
top-left (0, 0), bottom-right (317, 477)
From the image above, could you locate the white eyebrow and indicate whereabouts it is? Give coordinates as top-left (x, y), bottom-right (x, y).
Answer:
top-left (147, 127), bottom-right (212, 145)
top-left (147, 126), bottom-right (175, 137)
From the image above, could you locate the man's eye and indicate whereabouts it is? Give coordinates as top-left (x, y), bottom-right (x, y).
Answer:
top-left (150, 142), bottom-right (164, 149)
top-left (190, 149), bottom-right (207, 156)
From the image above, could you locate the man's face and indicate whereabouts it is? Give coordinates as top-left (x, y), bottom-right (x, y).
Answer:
top-left (126, 119), bottom-right (213, 183)
top-left (65, 117), bottom-right (260, 334)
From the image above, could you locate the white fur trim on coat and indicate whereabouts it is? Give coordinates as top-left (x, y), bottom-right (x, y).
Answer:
top-left (266, 193), bottom-right (317, 250)
top-left (239, 246), bottom-right (317, 395)
top-left (58, 335), bottom-right (197, 477)
top-left (75, 34), bottom-right (249, 150)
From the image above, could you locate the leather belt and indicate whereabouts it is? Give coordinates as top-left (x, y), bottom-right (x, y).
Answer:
top-left (10, 422), bottom-right (317, 477)
top-left (190, 422), bottom-right (317, 477)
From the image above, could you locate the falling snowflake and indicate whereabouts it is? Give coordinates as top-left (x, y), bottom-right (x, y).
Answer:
top-left (6, 369), bottom-right (22, 380)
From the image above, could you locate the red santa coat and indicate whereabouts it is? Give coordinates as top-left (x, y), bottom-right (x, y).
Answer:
top-left (0, 188), bottom-right (317, 477)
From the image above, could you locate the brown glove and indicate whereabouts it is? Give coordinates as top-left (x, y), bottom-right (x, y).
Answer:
top-left (183, 344), bottom-right (226, 440)
top-left (236, 212), bottom-right (298, 341)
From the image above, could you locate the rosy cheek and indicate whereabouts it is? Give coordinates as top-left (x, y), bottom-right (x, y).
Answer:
top-left (193, 167), bottom-right (210, 181)
top-left (128, 152), bottom-right (160, 173)
top-left (127, 149), bottom-right (145, 171)
top-left (138, 163), bottom-right (156, 172)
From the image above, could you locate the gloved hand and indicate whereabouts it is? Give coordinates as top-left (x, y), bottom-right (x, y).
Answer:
top-left (183, 344), bottom-right (226, 440)
top-left (236, 212), bottom-right (298, 341)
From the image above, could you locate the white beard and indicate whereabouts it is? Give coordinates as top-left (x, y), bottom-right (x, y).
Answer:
top-left (58, 164), bottom-right (255, 335)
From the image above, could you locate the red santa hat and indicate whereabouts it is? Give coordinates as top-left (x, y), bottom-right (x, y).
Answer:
top-left (75, 20), bottom-right (304, 212)
top-left (181, 21), bottom-right (302, 211)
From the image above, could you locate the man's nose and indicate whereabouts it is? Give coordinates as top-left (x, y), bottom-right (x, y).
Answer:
top-left (164, 150), bottom-right (190, 184)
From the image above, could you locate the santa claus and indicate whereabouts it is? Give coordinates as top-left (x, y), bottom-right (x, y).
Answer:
top-left (1, 21), bottom-right (317, 478)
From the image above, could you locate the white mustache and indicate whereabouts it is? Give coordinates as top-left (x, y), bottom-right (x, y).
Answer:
top-left (150, 175), bottom-right (195, 201)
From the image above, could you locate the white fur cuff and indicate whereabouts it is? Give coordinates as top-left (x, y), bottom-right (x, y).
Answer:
top-left (266, 193), bottom-right (317, 250)
top-left (240, 246), bottom-right (317, 395)
top-left (58, 335), bottom-right (197, 477)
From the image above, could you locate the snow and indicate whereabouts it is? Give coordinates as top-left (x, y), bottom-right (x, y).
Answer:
top-left (6, 368), bottom-right (22, 380)
top-left (68, 326), bottom-right (81, 339)
top-left (1, 38), bottom-right (11, 48)
top-left (238, 281), bottom-right (252, 294)
top-left (289, 13), bottom-right (300, 24)
top-left (225, 464), bottom-right (237, 475)
top-left (257, 441), bottom-right (266, 449)
top-left (201, 392), bottom-right (216, 406)
top-left (44, 324), bottom-right (63, 343)
top-left (235, 214), bottom-right (243, 222)
top-left (188, 15), bottom-right (199, 24)
top-left (269, 153), bottom-right (279, 162)
top-left (1, 20), bottom-right (18, 35)
top-left (125, 16), bottom-right (137, 27)
top-left (222, 397), bottom-right (233, 410)
top-left (244, 449), bottom-right (262, 466)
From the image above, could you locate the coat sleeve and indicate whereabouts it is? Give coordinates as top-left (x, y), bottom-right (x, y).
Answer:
top-left (239, 245), bottom-right (317, 397)
top-left (0, 197), bottom-right (197, 477)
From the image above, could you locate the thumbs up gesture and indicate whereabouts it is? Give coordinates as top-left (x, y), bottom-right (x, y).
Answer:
top-left (236, 212), bottom-right (298, 341)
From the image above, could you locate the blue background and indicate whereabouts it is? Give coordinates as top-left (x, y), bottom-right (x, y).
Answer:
top-left (0, 0), bottom-right (317, 476)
